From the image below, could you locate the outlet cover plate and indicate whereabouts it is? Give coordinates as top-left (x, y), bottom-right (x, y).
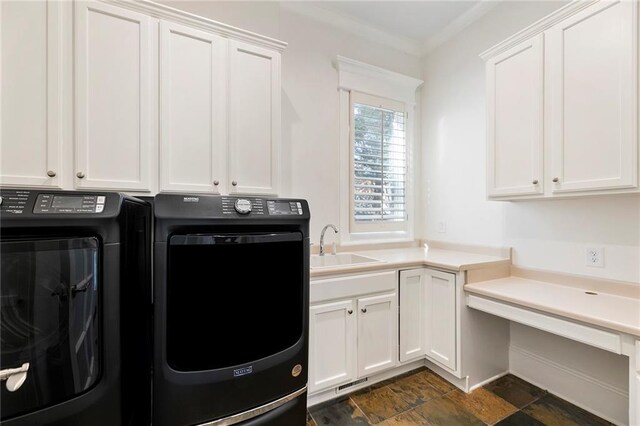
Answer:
top-left (586, 247), bottom-right (604, 268)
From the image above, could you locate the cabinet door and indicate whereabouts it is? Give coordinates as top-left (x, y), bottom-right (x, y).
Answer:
top-left (357, 292), bottom-right (398, 378)
top-left (75, 1), bottom-right (152, 191)
top-left (548, 0), bottom-right (638, 193)
top-left (486, 34), bottom-right (544, 197)
top-left (228, 41), bottom-right (280, 195)
top-left (309, 300), bottom-right (356, 394)
top-left (1, 0), bottom-right (63, 188)
top-left (424, 269), bottom-right (456, 371)
top-left (399, 269), bottom-right (425, 363)
top-left (159, 21), bottom-right (227, 193)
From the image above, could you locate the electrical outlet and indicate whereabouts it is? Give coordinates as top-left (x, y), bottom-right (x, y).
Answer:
top-left (585, 247), bottom-right (604, 268)
top-left (438, 222), bottom-right (446, 233)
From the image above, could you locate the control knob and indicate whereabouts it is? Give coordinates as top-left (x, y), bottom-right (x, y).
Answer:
top-left (234, 199), bottom-right (252, 215)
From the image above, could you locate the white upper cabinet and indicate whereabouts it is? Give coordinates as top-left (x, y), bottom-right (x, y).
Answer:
top-left (486, 35), bottom-right (544, 197)
top-left (482, 0), bottom-right (639, 199)
top-left (548, 0), bottom-right (637, 193)
top-left (1, 0), bottom-right (63, 188)
top-left (75, 1), bottom-right (153, 191)
top-left (228, 41), bottom-right (281, 195)
top-left (159, 21), bottom-right (227, 193)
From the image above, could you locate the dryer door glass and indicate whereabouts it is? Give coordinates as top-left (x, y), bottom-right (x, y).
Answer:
top-left (167, 232), bottom-right (304, 371)
top-left (0, 237), bottom-right (100, 420)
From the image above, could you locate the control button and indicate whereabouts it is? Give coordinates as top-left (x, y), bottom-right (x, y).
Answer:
top-left (234, 199), bottom-right (252, 215)
top-left (95, 205), bottom-right (104, 213)
top-left (97, 196), bottom-right (106, 204)
top-left (0, 196), bottom-right (3, 206)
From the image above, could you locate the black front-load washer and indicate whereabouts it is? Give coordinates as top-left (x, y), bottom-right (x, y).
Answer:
top-left (153, 193), bottom-right (310, 426)
top-left (0, 189), bottom-right (151, 426)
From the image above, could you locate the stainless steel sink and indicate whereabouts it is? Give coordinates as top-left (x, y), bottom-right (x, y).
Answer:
top-left (310, 253), bottom-right (383, 269)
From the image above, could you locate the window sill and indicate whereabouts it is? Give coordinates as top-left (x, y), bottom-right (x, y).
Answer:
top-left (341, 231), bottom-right (414, 247)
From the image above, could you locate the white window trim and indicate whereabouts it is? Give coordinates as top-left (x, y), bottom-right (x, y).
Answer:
top-left (337, 56), bottom-right (423, 245)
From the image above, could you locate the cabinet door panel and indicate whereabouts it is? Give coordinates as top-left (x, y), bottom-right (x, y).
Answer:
top-left (1, 0), bottom-right (62, 188)
top-left (75, 1), bottom-right (152, 190)
top-left (425, 269), bottom-right (456, 371)
top-left (309, 299), bottom-right (355, 394)
top-left (357, 292), bottom-right (397, 378)
top-left (399, 269), bottom-right (425, 363)
top-left (159, 21), bottom-right (226, 193)
top-left (228, 41), bottom-right (280, 195)
top-left (486, 34), bottom-right (544, 197)
top-left (549, 0), bottom-right (637, 192)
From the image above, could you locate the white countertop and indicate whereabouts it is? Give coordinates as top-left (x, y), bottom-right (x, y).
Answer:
top-left (465, 277), bottom-right (640, 337)
top-left (310, 247), bottom-right (510, 278)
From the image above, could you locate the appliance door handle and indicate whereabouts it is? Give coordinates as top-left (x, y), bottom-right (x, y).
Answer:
top-left (169, 232), bottom-right (303, 246)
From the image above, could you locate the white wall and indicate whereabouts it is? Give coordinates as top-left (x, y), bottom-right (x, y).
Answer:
top-left (159, 1), bottom-right (423, 244)
top-left (421, 2), bottom-right (640, 423)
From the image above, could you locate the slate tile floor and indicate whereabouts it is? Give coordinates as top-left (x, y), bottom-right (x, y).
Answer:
top-left (307, 367), bottom-right (613, 426)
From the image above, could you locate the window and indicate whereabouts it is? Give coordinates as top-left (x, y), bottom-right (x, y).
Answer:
top-left (351, 92), bottom-right (407, 233)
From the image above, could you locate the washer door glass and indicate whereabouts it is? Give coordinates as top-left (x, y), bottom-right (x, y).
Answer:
top-left (0, 237), bottom-right (100, 420)
top-left (167, 232), bottom-right (304, 371)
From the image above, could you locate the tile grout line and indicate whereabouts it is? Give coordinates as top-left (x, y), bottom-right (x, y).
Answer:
top-left (348, 392), bottom-right (375, 425)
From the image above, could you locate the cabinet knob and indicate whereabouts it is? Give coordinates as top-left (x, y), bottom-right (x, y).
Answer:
top-left (213, 180), bottom-right (219, 186)
top-left (76, 172), bottom-right (85, 179)
top-left (532, 179), bottom-right (538, 185)
top-left (46, 170), bottom-right (56, 178)
top-left (552, 177), bottom-right (559, 183)
top-left (361, 308), bottom-right (367, 313)
top-left (232, 181), bottom-right (238, 187)
top-left (347, 310), bottom-right (353, 315)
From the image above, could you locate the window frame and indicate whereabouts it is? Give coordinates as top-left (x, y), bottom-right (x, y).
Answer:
top-left (350, 91), bottom-right (408, 234)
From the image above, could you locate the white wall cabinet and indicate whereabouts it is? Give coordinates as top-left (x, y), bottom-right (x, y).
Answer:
top-left (548, 0), bottom-right (637, 193)
top-left (228, 41), bottom-right (281, 195)
top-left (486, 35), bottom-right (544, 197)
top-left (75, 1), bottom-right (153, 191)
top-left (482, 0), bottom-right (639, 200)
top-left (399, 269), bottom-right (425, 362)
top-left (1, 0), bottom-right (285, 195)
top-left (308, 299), bottom-right (356, 394)
top-left (0, 0), bottom-right (63, 188)
top-left (159, 21), bottom-right (227, 193)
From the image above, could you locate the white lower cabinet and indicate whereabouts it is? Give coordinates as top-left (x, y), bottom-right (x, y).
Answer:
top-left (399, 268), bottom-right (457, 372)
top-left (309, 271), bottom-right (397, 394)
top-left (308, 299), bottom-right (356, 394)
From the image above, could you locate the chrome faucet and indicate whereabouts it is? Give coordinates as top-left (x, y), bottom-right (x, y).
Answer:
top-left (319, 224), bottom-right (338, 256)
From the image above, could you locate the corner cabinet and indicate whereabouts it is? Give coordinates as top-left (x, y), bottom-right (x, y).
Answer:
top-left (482, 0), bottom-right (639, 200)
top-left (0, 0), bottom-right (286, 195)
top-left (399, 268), bottom-right (457, 372)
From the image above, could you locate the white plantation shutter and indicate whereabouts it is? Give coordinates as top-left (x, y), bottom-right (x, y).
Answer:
top-left (350, 92), bottom-right (407, 233)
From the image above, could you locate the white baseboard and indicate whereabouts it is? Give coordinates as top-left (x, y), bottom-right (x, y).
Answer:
top-left (509, 344), bottom-right (628, 426)
top-left (469, 370), bottom-right (509, 392)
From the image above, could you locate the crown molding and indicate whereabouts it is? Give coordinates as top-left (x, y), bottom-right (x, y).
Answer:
top-left (422, 0), bottom-right (499, 55)
top-left (102, 0), bottom-right (288, 52)
top-left (479, 0), bottom-right (600, 61)
top-left (336, 55), bottom-right (423, 104)
top-left (280, 2), bottom-right (422, 57)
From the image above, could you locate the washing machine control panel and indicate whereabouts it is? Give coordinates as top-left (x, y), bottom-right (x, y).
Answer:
top-left (219, 197), bottom-right (304, 216)
top-left (0, 190), bottom-right (30, 214)
top-left (33, 194), bottom-right (106, 214)
top-left (267, 200), bottom-right (304, 216)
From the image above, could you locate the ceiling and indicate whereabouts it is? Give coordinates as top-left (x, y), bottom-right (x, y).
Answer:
top-left (311, 1), bottom-right (481, 43)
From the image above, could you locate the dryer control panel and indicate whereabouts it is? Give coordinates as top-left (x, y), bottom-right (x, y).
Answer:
top-left (33, 194), bottom-right (106, 214)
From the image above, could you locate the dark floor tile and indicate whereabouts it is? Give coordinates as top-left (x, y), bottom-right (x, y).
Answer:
top-left (484, 375), bottom-right (546, 409)
top-left (307, 410), bottom-right (317, 426)
top-left (387, 370), bottom-right (442, 407)
top-left (414, 396), bottom-right (484, 426)
top-left (309, 397), bottom-right (370, 425)
top-left (495, 411), bottom-right (544, 426)
top-left (446, 388), bottom-right (518, 425)
top-left (421, 369), bottom-right (456, 395)
top-left (377, 409), bottom-right (429, 425)
top-left (522, 394), bottom-right (613, 426)
top-left (351, 385), bottom-right (413, 423)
